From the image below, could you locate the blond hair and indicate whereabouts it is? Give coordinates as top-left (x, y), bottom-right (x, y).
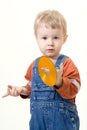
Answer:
top-left (34, 10), bottom-right (67, 36)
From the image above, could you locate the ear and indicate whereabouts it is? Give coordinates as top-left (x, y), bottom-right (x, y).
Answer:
top-left (63, 35), bottom-right (68, 43)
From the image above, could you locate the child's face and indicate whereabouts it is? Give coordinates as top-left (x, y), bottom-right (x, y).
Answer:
top-left (36, 24), bottom-right (67, 60)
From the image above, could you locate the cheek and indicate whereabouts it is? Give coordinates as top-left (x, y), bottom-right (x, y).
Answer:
top-left (55, 44), bottom-right (62, 51)
top-left (38, 42), bottom-right (46, 49)
top-left (38, 44), bottom-right (44, 52)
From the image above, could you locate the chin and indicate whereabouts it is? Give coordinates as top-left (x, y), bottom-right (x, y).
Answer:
top-left (47, 53), bottom-right (55, 57)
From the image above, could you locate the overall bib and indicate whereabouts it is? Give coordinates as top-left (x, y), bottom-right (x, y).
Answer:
top-left (29, 55), bottom-right (80, 130)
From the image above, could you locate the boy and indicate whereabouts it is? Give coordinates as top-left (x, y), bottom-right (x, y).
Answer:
top-left (3, 10), bottom-right (81, 130)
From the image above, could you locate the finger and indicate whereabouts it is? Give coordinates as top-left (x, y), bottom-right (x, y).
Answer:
top-left (41, 67), bottom-right (50, 76)
top-left (10, 87), bottom-right (16, 96)
top-left (16, 87), bottom-right (23, 96)
top-left (60, 63), bottom-right (63, 69)
top-left (2, 92), bottom-right (9, 98)
top-left (12, 87), bottom-right (21, 96)
top-left (2, 85), bottom-right (12, 98)
top-left (60, 63), bottom-right (63, 72)
top-left (14, 88), bottom-right (19, 96)
top-left (17, 88), bottom-right (22, 94)
top-left (8, 85), bottom-right (12, 89)
top-left (56, 66), bottom-right (63, 77)
top-left (11, 86), bottom-right (15, 93)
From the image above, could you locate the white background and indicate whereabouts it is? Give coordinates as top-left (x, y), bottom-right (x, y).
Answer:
top-left (0, 0), bottom-right (87, 130)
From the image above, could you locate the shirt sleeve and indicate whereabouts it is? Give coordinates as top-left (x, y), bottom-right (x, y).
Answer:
top-left (56, 58), bottom-right (81, 100)
top-left (20, 61), bottom-right (35, 99)
top-left (24, 61), bottom-right (35, 91)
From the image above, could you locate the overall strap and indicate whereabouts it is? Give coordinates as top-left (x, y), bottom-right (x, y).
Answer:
top-left (55, 54), bottom-right (68, 68)
top-left (34, 57), bottom-right (39, 67)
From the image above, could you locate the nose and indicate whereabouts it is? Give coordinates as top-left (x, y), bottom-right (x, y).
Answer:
top-left (48, 39), bottom-right (54, 46)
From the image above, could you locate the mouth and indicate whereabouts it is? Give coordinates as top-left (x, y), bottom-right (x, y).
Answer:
top-left (47, 49), bottom-right (54, 53)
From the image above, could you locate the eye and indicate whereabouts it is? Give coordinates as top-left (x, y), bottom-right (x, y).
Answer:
top-left (54, 36), bottom-right (59, 40)
top-left (42, 37), bottom-right (47, 40)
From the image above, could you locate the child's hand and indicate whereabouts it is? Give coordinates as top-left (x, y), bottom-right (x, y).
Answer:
top-left (55, 63), bottom-right (63, 88)
top-left (2, 85), bottom-right (22, 98)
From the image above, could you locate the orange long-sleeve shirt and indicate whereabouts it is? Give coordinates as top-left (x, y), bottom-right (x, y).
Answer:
top-left (24, 57), bottom-right (81, 103)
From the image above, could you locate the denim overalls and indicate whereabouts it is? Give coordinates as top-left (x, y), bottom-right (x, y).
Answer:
top-left (29, 55), bottom-right (80, 130)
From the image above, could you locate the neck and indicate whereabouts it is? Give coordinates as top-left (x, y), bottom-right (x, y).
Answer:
top-left (49, 55), bottom-right (60, 65)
